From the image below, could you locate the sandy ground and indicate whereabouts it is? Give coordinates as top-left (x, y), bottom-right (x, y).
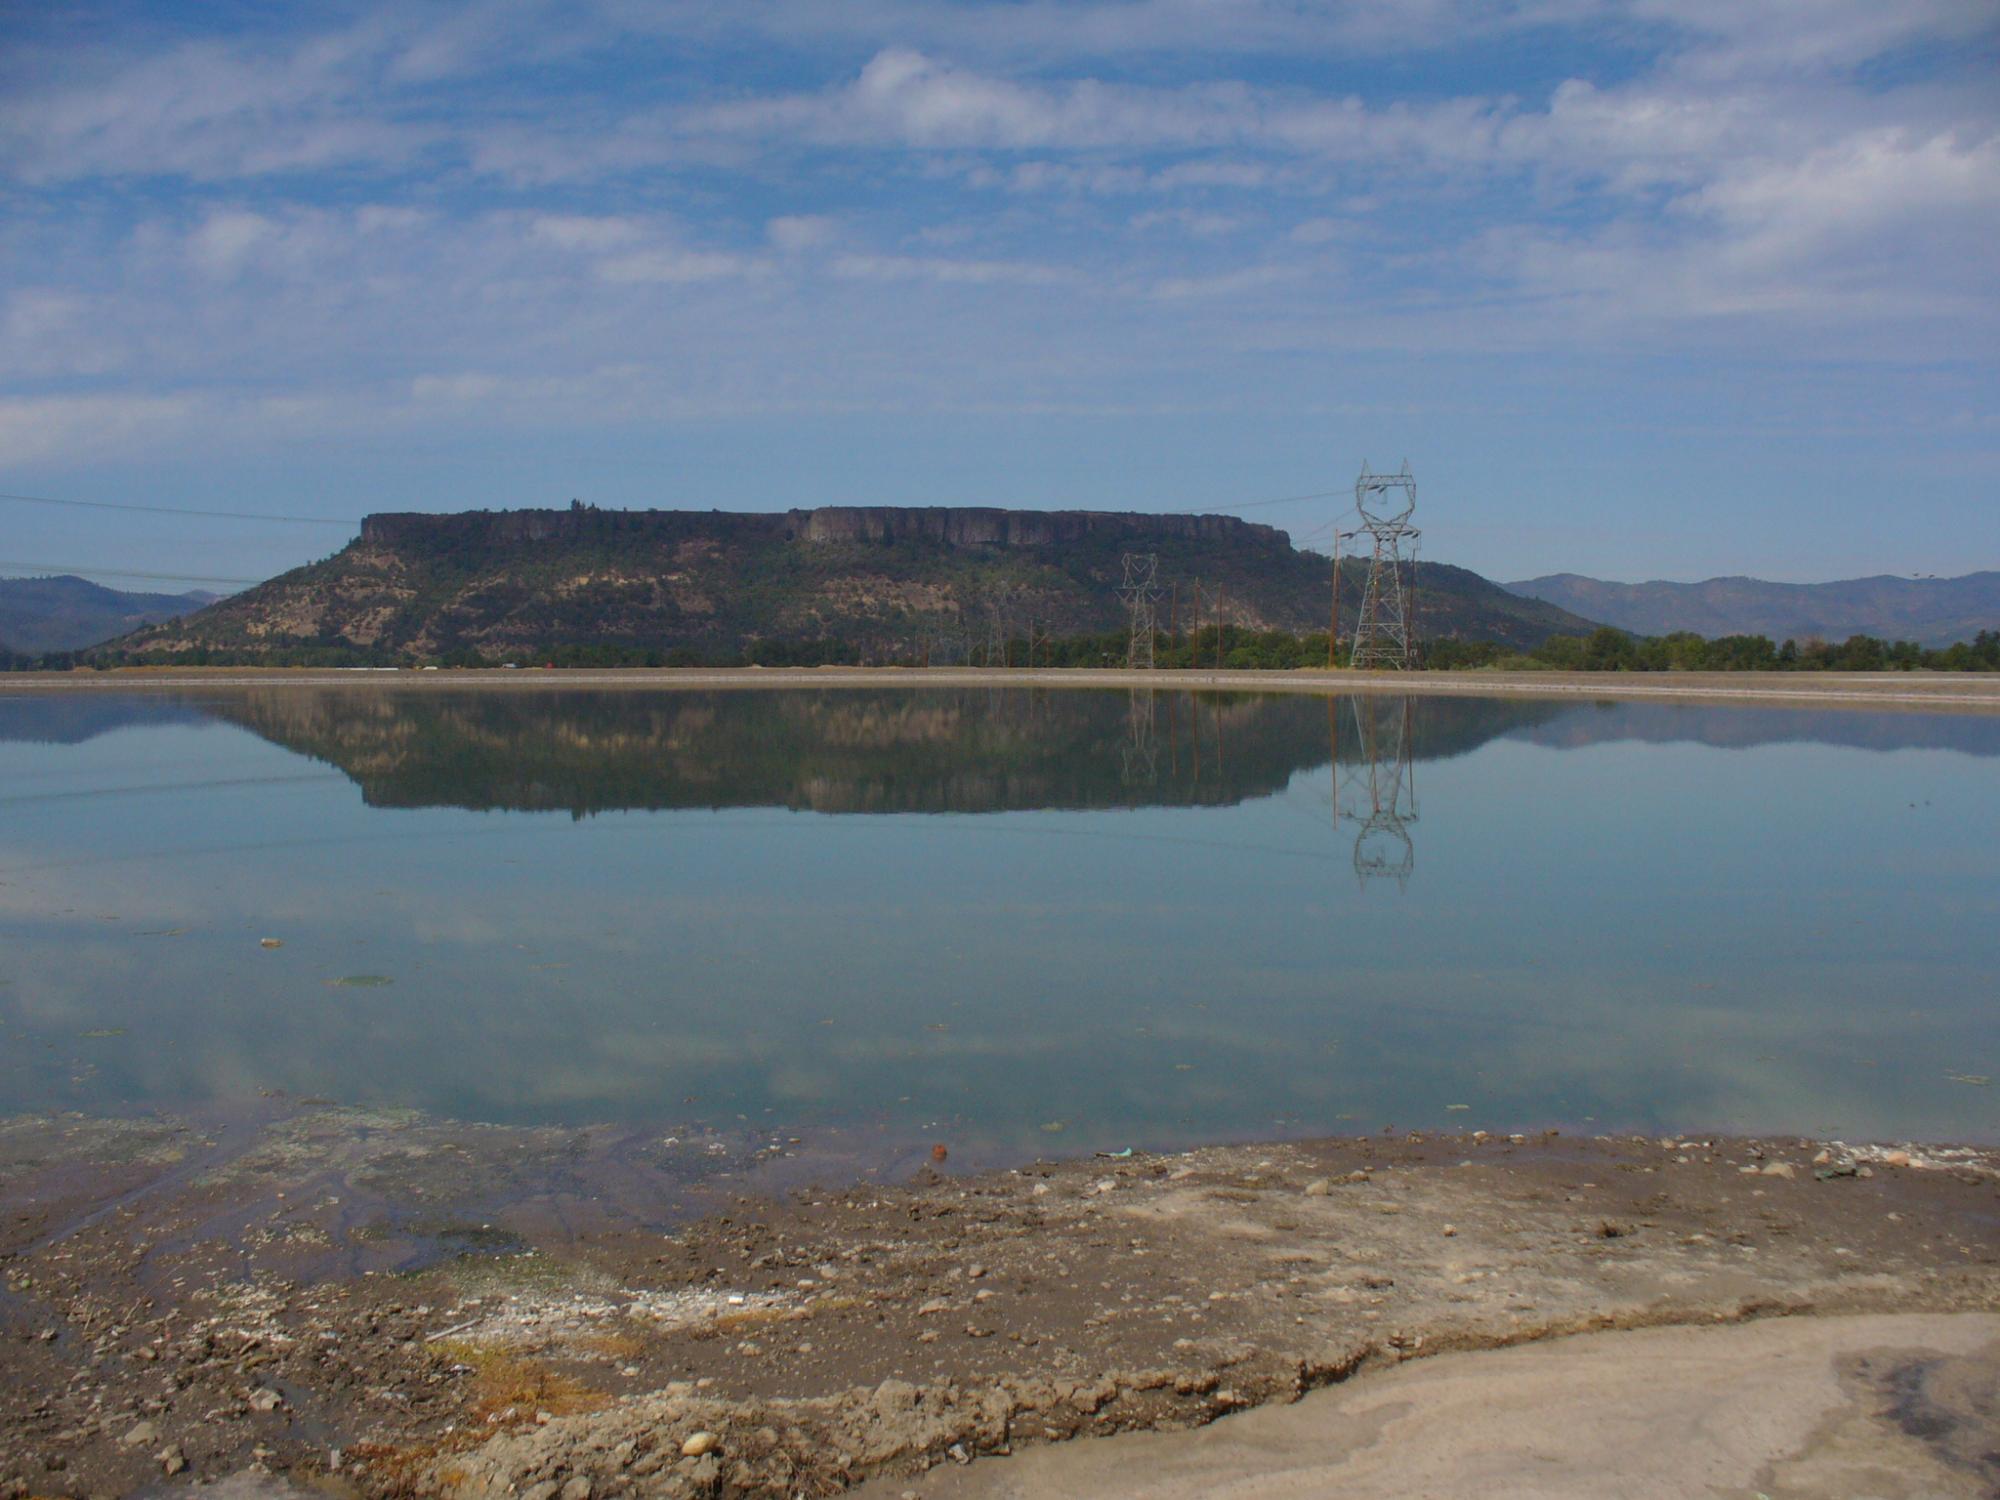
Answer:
top-left (864, 1312), bottom-right (2000, 1500)
top-left (8, 666), bottom-right (2000, 713)
top-left (2, 1110), bottom-right (1995, 1497)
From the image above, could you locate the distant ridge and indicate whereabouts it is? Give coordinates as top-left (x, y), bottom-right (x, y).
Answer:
top-left (0, 574), bottom-right (218, 655)
top-left (1504, 571), bottom-right (2000, 649)
top-left (114, 504), bottom-right (1601, 662)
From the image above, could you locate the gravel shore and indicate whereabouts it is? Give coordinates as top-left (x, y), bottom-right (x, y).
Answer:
top-left (3, 1109), bottom-right (1994, 1497)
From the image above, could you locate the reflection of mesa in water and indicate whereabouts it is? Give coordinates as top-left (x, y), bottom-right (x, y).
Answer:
top-left (4, 688), bottom-right (1994, 818)
top-left (0, 687), bottom-right (1560, 818)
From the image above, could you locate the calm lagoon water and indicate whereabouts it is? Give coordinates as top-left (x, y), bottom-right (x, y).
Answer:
top-left (1, 686), bottom-right (1995, 1155)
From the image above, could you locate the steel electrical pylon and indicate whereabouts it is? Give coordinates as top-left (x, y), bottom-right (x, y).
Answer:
top-left (1120, 553), bottom-right (1161, 670)
top-left (1348, 461), bottom-right (1421, 670)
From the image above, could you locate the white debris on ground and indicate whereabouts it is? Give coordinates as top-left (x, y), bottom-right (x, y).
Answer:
top-left (431, 1287), bottom-right (795, 1353)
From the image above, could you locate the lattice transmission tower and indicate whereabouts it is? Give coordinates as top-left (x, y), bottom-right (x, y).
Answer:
top-left (1119, 553), bottom-right (1161, 670)
top-left (1348, 461), bottom-right (1421, 670)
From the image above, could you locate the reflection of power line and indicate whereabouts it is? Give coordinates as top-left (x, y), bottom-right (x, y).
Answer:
top-left (1336, 695), bottom-right (1418, 889)
top-left (1121, 688), bottom-right (1157, 786)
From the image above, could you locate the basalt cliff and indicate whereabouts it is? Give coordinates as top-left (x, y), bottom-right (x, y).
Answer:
top-left (115, 504), bottom-right (1597, 663)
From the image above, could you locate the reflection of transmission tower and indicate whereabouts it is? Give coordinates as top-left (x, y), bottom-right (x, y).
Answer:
top-left (1349, 462), bottom-right (1421, 670)
top-left (1121, 689), bottom-right (1157, 785)
top-left (1119, 553), bottom-right (1160, 670)
top-left (1336, 695), bottom-right (1418, 888)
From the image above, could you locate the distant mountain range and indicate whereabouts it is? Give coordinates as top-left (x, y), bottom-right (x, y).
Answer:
top-left (1504, 572), bottom-right (2000, 649)
top-left (110, 505), bottom-right (1599, 662)
top-left (0, 575), bottom-right (219, 655)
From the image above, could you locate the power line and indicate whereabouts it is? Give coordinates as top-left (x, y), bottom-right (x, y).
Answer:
top-left (0, 491), bottom-right (355, 526)
top-left (0, 560), bottom-right (261, 586)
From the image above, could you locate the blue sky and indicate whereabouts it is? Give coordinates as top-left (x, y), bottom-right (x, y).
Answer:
top-left (2, 0), bottom-right (1996, 589)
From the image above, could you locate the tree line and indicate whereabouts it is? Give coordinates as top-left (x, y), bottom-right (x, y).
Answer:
top-left (5, 625), bottom-right (1999, 673)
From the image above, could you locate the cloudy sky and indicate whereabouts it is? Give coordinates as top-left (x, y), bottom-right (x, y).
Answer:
top-left (2, 0), bottom-right (1995, 588)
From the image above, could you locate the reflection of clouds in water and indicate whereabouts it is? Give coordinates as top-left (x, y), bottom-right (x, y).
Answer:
top-left (0, 690), bottom-right (1995, 1147)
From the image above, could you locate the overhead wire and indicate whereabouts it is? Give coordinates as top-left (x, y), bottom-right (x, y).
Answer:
top-left (0, 560), bottom-right (265, 586)
top-left (0, 491), bottom-right (355, 526)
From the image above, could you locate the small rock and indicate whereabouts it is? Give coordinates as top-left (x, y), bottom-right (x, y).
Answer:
top-left (680, 1431), bottom-right (719, 1458)
top-left (948, 1443), bottom-right (971, 1465)
top-left (560, 1477), bottom-right (592, 1500)
top-left (1303, 1179), bottom-right (1332, 1197)
top-left (119, 1421), bottom-right (159, 1449)
top-left (1884, 1150), bottom-right (1911, 1168)
top-left (248, 1387), bottom-right (284, 1413)
top-left (1441, 1224), bottom-right (1457, 1237)
top-left (260, 938), bottom-right (283, 949)
top-left (967, 1264), bottom-right (986, 1279)
top-left (159, 1446), bottom-right (187, 1475)
top-left (917, 1298), bottom-right (951, 1316)
top-left (1760, 1162), bottom-right (1796, 1179)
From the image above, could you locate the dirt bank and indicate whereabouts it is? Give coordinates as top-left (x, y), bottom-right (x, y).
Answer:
top-left (2, 1112), bottom-right (1994, 1497)
top-left (867, 1312), bottom-right (2000, 1499)
top-left (9, 666), bottom-right (2000, 714)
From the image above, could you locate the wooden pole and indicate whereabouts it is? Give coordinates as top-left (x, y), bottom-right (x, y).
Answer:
top-left (1330, 530), bottom-right (1341, 669)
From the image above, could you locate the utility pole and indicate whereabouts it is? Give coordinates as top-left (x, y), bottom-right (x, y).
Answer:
top-left (1330, 528), bottom-right (1341, 669)
top-left (1214, 584), bottom-right (1225, 670)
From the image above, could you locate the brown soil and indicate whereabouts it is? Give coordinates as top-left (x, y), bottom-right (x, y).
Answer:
top-left (2, 1110), bottom-right (1994, 1498)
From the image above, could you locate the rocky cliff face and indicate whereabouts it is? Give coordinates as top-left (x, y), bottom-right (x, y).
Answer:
top-left (787, 506), bottom-right (1286, 551)
top-left (356, 505), bottom-right (1281, 554)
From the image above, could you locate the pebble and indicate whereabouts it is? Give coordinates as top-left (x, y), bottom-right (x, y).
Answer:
top-left (159, 1446), bottom-right (187, 1477)
top-left (1760, 1162), bottom-right (1796, 1179)
top-left (119, 1421), bottom-right (159, 1448)
top-left (1884, 1150), bottom-right (1912, 1168)
top-left (249, 1387), bottom-right (284, 1412)
top-left (680, 1431), bottom-right (719, 1458)
top-left (1303, 1179), bottom-right (1332, 1197)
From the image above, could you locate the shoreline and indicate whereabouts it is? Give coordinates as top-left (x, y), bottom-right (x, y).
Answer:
top-left (6, 665), bottom-right (2000, 714)
top-left (3, 1111), bottom-right (1994, 1498)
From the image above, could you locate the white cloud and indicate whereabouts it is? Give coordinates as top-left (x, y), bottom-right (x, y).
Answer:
top-left (596, 248), bottom-right (763, 283)
top-left (830, 253), bottom-right (1077, 285)
top-left (0, 394), bottom-right (201, 466)
top-left (528, 214), bottom-right (649, 252)
top-left (767, 214), bottom-right (839, 252)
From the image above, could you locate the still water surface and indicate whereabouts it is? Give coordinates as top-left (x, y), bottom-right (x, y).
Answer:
top-left (1, 686), bottom-right (1994, 1153)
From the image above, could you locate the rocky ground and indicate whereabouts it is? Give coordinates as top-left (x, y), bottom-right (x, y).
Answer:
top-left (1, 1109), bottom-right (1995, 1498)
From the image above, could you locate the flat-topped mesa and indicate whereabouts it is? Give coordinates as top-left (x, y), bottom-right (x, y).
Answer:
top-left (357, 505), bottom-right (1291, 552)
